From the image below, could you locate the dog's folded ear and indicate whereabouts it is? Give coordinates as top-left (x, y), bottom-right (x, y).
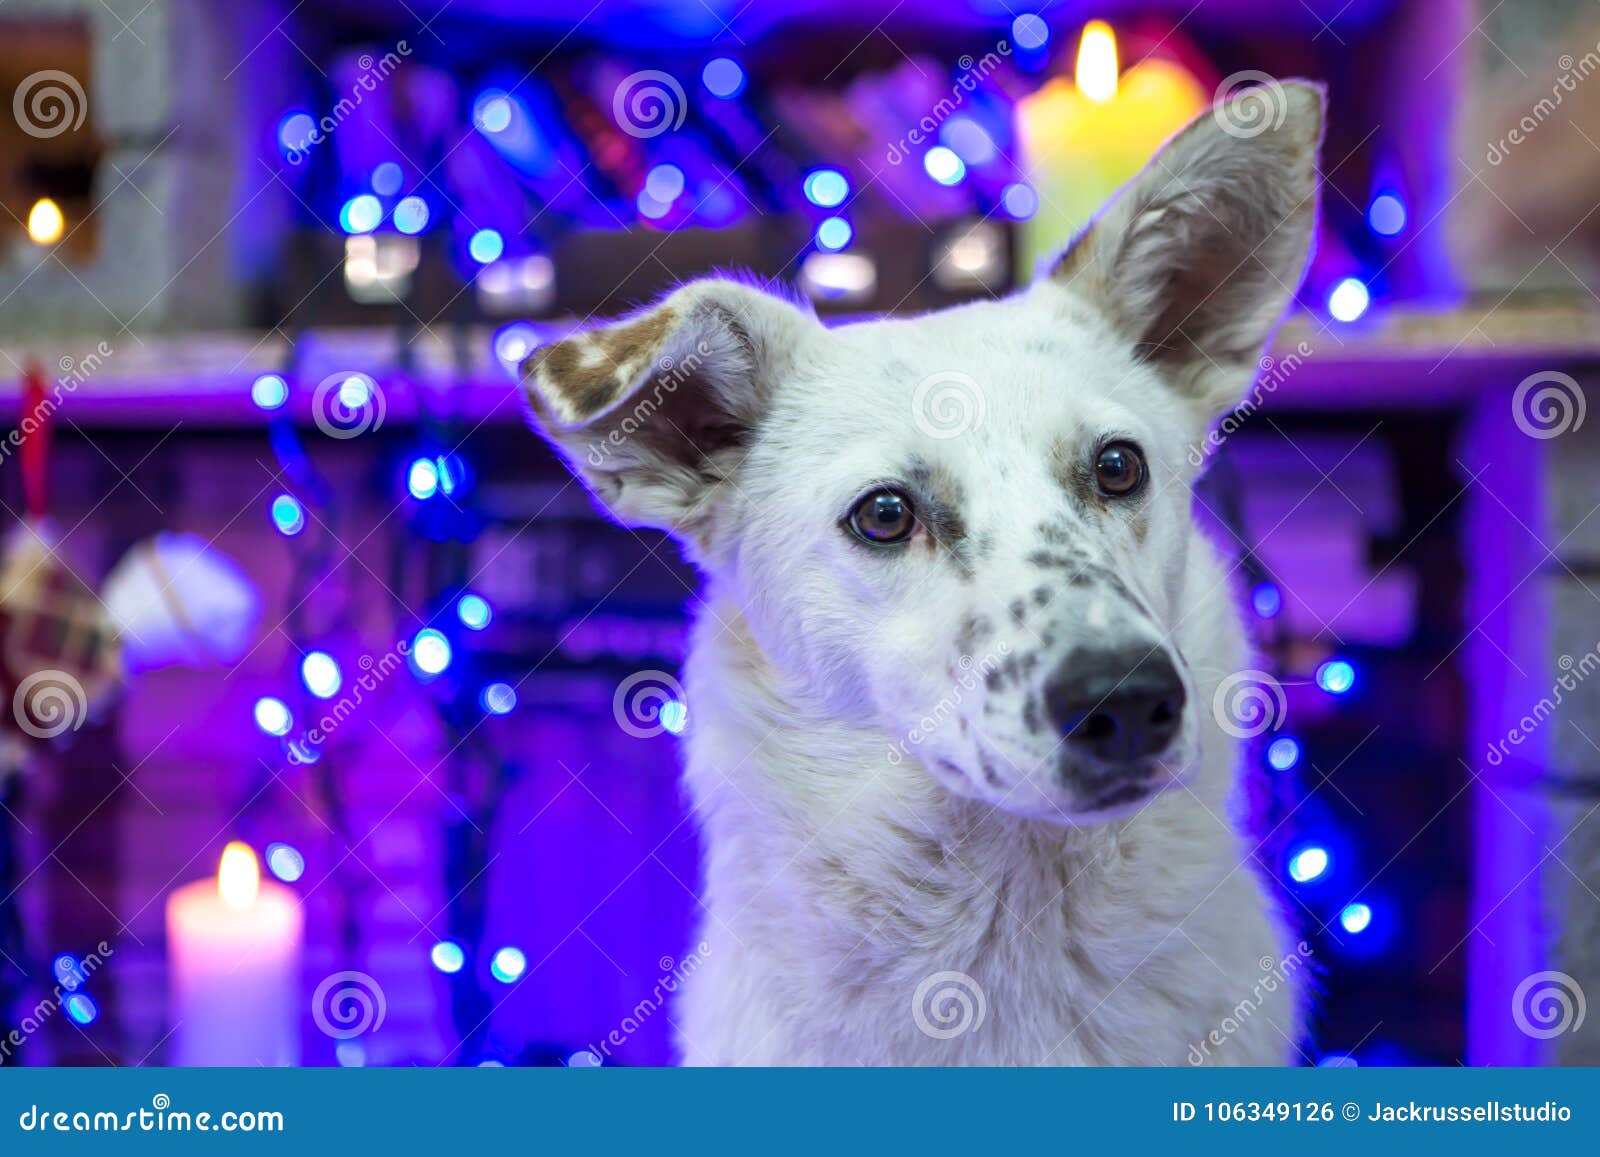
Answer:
top-left (1047, 79), bottom-right (1324, 417)
top-left (520, 278), bottom-right (813, 545)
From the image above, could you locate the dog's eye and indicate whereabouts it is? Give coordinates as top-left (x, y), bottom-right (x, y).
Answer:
top-left (848, 489), bottom-right (916, 545)
top-left (1094, 442), bottom-right (1146, 497)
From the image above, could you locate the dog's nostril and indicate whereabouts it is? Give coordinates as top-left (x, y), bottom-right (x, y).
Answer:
top-left (1149, 699), bottom-right (1177, 727)
top-left (1078, 712), bottom-right (1118, 742)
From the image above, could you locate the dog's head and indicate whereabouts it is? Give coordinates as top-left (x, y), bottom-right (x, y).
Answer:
top-left (523, 82), bottom-right (1322, 822)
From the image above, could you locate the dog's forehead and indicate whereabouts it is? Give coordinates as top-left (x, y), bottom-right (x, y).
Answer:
top-left (777, 291), bottom-right (1155, 450)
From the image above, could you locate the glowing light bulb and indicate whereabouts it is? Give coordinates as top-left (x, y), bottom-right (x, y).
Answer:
top-left (1328, 278), bottom-right (1370, 323)
top-left (1316, 659), bottom-right (1356, 695)
top-left (660, 700), bottom-right (688, 735)
top-left (431, 940), bottom-right (466, 973)
top-left (339, 195), bottom-right (383, 235)
top-left (252, 374), bottom-right (289, 411)
top-left (271, 493), bottom-right (305, 536)
top-left (1340, 901), bottom-right (1373, 934)
top-left (1251, 581), bottom-right (1282, 619)
top-left (923, 146), bottom-right (966, 186)
top-left (803, 169), bottom-right (849, 209)
top-left (1076, 21), bottom-right (1119, 103)
top-left (1266, 736), bottom-right (1301, 772)
top-left (254, 696), bottom-right (293, 737)
top-left (218, 841), bottom-right (260, 909)
top-left (457, 593), bottom-right (492, 630)
top-left (301, 651), bottom-right (341, 699)
top-left (266, 842), bottom-right (305, 883)
top-left (481, 682), bottom-right (517, 715)
top-left (702, 57), bottom-right (745, 99)
top-left (411, 629), bottom-right (452, 675)
top-left (469, 229), bottom-right (504, 264)
top-left (490, 946), bottom-right (526, 983)
top-left (394, 196), bottom-right (430, 235)
top-left (1288, 846), bottom-right (1330, 884)
top-left (407, 457), bottom-right (439, 500)
top-left (1002, 183), bottom-right (1038, 220)
top-left (815, 217), bottom-right (853, 252)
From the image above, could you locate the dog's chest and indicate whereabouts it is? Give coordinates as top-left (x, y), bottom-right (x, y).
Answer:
top-left (758, 824), bottom-right (1285, 1066)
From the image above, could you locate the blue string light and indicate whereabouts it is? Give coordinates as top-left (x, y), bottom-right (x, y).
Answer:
top-left (457, 593), bottom-right (492, 630)
top-left (702, 57), bottom-right (746, 99)
top-left (251, 374), bottom-right (288, 411)
top-left (1266, 736), bottom-right (1301, 772)
top-left (266, 843), bottom-right (305, 883)
top-left (411, 629), bottom-right (452, 676)
top-left (1316, 659), bottom-right (1357, 695)
top-left (803, 169), bottom-right (849, 209)
top-left (815, 217), bottom-right (852, 252)
top-left (254, 696), bottom-right (293, 737)
top-left (407, 457), bottom-right (440, 500)
top-left (480, 682), bottom-right (517, 715)
top-left (301, 651), bottom-right (342, 699)
top-left (270, 493), bottom-right (305, 536)
top-left (431, 940), bottom-right (466, 974)
top-left (1288, 846), bottom-right (1331, 883)
top-left (490, 946), bottom-right (526, 983)
top-left (1340, 901), bottom-right (1373, 934)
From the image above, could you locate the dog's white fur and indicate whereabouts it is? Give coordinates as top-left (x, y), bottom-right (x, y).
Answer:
top-left (523, 82), bottom-right (1324, 1064)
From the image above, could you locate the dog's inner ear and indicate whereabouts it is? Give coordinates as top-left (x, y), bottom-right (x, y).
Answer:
top-left (1049, 81), bottom-right (1323, 416)
top-left (521, 279), bottom-right (809, 538)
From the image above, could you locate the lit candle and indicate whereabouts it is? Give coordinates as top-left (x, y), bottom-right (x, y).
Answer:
top-left (165, 842), bottom-right (303, 1066)
top-left (1015, 21), bottom-right (1207, 277)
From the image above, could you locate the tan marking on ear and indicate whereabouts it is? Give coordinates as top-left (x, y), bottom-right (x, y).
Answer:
top-left (525, 307), bottom-right (679, 427)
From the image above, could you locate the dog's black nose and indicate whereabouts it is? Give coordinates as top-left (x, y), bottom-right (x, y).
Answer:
top-left (1044, 646), bottom-right (1185, 763)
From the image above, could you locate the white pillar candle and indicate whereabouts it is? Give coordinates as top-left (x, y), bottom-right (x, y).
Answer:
top-left (165, 842), bottom-right (303, 1066)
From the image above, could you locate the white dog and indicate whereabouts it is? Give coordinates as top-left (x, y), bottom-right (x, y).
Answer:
top-left (523, 81), bottom-right (1323, 1065)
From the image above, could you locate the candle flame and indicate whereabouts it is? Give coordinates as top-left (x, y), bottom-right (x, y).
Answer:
top-left (26, 198), bottom-right (64, 246)
top-left (1076, 21), bottom-right (1119, 103)
top-left (218, 841), bottom-right (260, 909)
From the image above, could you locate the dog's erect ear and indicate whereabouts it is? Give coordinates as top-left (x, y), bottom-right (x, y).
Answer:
top-left (521, 278), bottom-right (813, 541)
top-left (1047, 80), bottom-right (1323, 416)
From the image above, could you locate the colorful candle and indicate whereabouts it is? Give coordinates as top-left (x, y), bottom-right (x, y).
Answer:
top-left (166, 841), bottom-right (303, 1066)
top-left (1015, 21), bottom-right (1207, 278)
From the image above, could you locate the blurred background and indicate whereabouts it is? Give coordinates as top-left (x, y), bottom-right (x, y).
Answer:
top-left (1, 0), bottom-right (1598, 1068)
